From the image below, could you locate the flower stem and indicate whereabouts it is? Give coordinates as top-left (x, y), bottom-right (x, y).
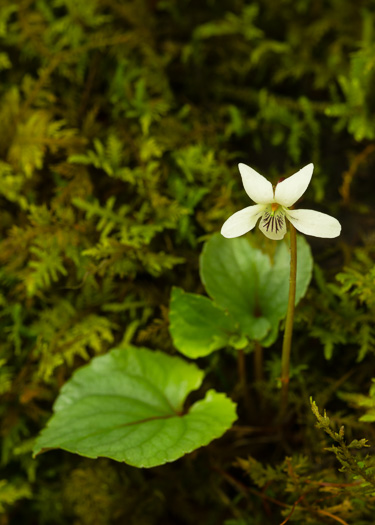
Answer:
top-left (253, 342), bottom-right (264, 383)
top-left (279, 224), bottom-right (297, 419)
top-left (238, 349), bottom-right (251, 415)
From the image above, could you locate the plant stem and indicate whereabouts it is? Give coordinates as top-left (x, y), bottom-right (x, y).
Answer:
top-left (253, 341), bottom-right (266, 415)
top-left (280, 224), bottom-right (297, 419)
top-left (238, 348), bottom-right (247, 394)
top-left (238, 349), bottom-right (251, 415)
top-left (253, 342), bottom-right (264, 383)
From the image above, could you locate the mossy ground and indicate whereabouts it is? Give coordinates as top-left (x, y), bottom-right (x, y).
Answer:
top-left (1, 1), bottom-right (375, 523)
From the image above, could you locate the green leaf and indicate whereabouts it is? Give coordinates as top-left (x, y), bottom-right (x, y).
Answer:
top-left (200, 234), bottom-right (271, 340)
top-left (200, 234), bottom-right (313, 345)
top-left (169, 287), bottom-right (246, 358)
top-left (360, 412), bottom-right (375, 423)
top-left (33, 346), bottom-right (237, 468)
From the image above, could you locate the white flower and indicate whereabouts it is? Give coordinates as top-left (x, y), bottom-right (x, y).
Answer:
top-left (221, 163), bottom-right (341, 240)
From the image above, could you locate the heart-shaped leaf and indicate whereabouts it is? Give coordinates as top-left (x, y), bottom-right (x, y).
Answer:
top-left (33, 346), bottom-right (237, 468)
top-left (200, 234), bottom-right (313, 345)
top-left (169, 287), bottom-right (246, 358)
top-left (200, 235), bottom-right (271, 340)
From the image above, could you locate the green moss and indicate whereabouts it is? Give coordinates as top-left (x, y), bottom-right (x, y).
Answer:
top-left (1, 0), bottom-right (375, 522)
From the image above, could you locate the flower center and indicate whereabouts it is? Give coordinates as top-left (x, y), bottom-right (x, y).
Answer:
top-left (262, 208), bottom-right (285, 234)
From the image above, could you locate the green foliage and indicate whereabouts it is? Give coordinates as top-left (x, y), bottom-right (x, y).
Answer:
top-left (0, 0), bottom-right (374, 522)
top-left (0, 479), bottom-right (32, 514)
top-left (201, 233), bottom-right (312, 345)
top-left (26, 240), bottom-right (68, 296)
top-left (33, 302), bottom-right (115, 380)
top-left (33, 346), bottom-right (237, 467)
top-left (237, 450), bottom-right (375, 524)
top-left (311, 399), bottom-right (375, 488)
top-left (340, 379), bottom-right (375, 423)
top-left (326, 40), bottom-right (375, 141)
top-left (170, 233), bottom-right (312, 358)
top-left (169, 287), bottom-right (244, 358)
top-left (304, 244), bottom-right (375, 361)
top-left (336, 249), bottom-right (375, 309)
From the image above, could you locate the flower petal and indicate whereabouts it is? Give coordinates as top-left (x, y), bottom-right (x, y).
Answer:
top-left (285, 209), bottom-right (341, 238)
top-left (238, 163), bottom-right (274, 204)
top-left (274, 163), bottom-right (314, 207)
top-left (258, 209), bottom-right (287, 240)
top-left (221, 204), bottom-right (266, 238)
